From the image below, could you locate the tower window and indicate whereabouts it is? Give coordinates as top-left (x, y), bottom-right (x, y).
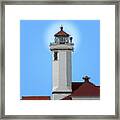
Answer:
top-left (54, 52), bottom-right (58, 61)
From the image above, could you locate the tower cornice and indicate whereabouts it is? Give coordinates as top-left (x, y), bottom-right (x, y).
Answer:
top-left (49, 44), bottom-right (74, 51)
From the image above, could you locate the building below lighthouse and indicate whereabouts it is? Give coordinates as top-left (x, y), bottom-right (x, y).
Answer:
top-left (21, 76), bottom-right (100, 100)
top-left (21, 26), bottom-right (100, 100)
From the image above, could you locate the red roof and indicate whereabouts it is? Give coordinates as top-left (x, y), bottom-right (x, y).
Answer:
top-left (71, 81), bottom-right (100, 97)
top-left (21, 76), bottom-right (100, 100)
top-left (61, 81), bottom-right (100, 100)
top-left (54, 26), bottom-right (69, 37)
top-left (72, 82), bottom-right (83, 91)
top-left (21, 96), bottom-right (50, 100)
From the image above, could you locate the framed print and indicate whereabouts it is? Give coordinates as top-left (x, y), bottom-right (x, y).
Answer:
top-left (0, 0), bottom-right (119, 119)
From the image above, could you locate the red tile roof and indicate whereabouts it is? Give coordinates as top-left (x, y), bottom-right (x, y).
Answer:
top-left (61, 81), bottom-right (100, 100)
top-left (54, 27), bottom-right (69, 37)
top-left (21, 96), bottom-right (50, 100)
top-left (72, 82), bottom-right (83, 91)
top-left (71, 81), bottom-right (100, 97)
top-left (21, 77), bottom-right (100, 100)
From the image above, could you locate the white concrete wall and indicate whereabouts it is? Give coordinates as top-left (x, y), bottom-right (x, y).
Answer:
top-left (52, 50), bottom-right (72, 92)
top-left (59, 50), bottom-right (72, 91)
top-left (50, 44), bottom-right (73, 100)
top-left (67, 51), bottom-right (72, 89)
top-left (59, 51), bottom-right (67, 90)
top-left (52, 59), bottom-right (59, 91)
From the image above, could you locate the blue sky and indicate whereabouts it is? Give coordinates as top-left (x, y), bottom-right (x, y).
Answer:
top-left (20, 20), bottom-right (100, 97)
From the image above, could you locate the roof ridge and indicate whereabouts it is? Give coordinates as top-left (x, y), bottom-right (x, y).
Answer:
top-left (54, 29), bottom-right (70, 37)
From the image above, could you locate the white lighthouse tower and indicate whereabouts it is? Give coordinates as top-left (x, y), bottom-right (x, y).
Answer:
top-left (49, 26), bottom-right (74, 100)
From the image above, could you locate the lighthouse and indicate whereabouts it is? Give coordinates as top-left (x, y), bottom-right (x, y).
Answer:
top-left (49, 26), bottom-right (74, 100)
